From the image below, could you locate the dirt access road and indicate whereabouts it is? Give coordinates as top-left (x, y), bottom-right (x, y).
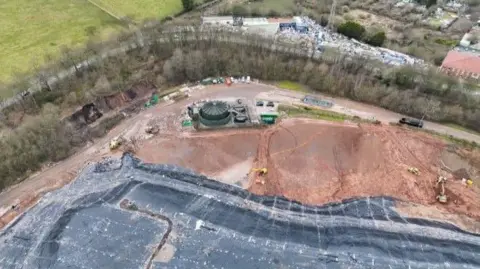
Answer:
top-left (1, 83), bottom-right (479, 229)
top-left (256, 87), bottom-right (480, 143)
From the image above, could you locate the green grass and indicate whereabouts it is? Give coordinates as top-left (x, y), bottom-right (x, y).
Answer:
top-left (0, 0), bottom-right (122, 96)
top-left (247, 0), bottom-right (296, 16)
top-left (390, 122), bottom-right (479, 149)
top-left (444, 123), bottom-right (480, 136)
top-left (94, 0), bottom-right (184, 22)
top-left (434, 38), bottom-right (458, 47)
top-left (278, 104), bottom-right (349, 122)
top-left (0, 0), bottom-right (188, 98)
top-left (276, 81), bottom-right (308, 92)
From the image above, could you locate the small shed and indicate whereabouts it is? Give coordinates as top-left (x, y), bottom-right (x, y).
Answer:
top-left (260, 112), bottom-right (279, 124)
top-left (293, 16), bottom-right (308, 33)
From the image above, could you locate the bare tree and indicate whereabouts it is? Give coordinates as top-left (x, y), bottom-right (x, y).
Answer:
top-left (420, 97), bottom-right (441, 121)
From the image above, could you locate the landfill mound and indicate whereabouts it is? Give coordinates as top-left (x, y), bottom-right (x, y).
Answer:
top-left (1, 154), bottom-right (479, 269)
top-left (249, 119), bottom-right (480, 221)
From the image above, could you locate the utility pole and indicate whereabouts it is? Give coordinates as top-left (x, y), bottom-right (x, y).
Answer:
top-left (420, 98), bottom-right (440, 122)
top-left (327, 0), bottom-right (337, 30)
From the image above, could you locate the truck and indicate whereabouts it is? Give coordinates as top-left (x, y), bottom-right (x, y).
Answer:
top-left (399, 117), bottom-right (423, 128)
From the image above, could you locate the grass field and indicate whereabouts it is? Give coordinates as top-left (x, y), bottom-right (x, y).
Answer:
top-left (278, 105), bottom-right (349, 122)
top-left (0, 1), bottom-right (124, 94)
top-left (0, 0), bottom-right (188, 99)
top-left (445, 123), bottom-right (480, 136)
top-left (94, 0), bottom-right (184, 22)
top-left (247, 0), bottom-right (297, 16)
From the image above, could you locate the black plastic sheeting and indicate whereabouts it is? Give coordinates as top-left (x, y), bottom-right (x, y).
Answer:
top-left (1, 153), bottom-right (479, 269)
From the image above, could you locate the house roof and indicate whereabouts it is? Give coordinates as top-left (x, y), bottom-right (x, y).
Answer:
top-left (441, 50), bottom-right (480, 75)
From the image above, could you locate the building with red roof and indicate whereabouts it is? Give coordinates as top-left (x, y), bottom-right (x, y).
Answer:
top-left (441, 50), bottom-right (480, 80)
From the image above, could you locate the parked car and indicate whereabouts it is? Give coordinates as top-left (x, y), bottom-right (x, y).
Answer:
top-left (399, 117), bottom-right (423, 128)
top-left (266, 101), bottom-right (275, 107)
top-left (256, 101), bottom-right (264, 106)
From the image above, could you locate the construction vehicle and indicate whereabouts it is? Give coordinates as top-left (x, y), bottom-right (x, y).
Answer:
top-left (252, 168), bottom-right (268, 176)
top-left (145, 125), bottom-right (159, 135)
top-left (399, 117), bottom-right (423, 128)
top-left (436, 176), bottom-right (448, 203)
top-left (109, 136), bottom-right (125, 150)
top-left (251, 168), bottom-right (268, 185)
top-left (408, 167), bottom-right (420, 175)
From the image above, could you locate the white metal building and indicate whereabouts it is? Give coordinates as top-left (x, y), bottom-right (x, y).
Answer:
top-left (202, 16), bottom-right (234, 25)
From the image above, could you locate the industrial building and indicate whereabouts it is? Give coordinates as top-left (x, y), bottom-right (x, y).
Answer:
top-left (201, 16), bottom-right (235, 25)
top-left (188, 98), bottom-right (279, 129)
top-left (302, 95), bottom-right (334, 108)
top-left (189, 100), bottom-right (255, 129)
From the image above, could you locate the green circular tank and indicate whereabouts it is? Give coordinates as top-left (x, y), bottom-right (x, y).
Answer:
top-left (199, 101), bottom-right (231, 126)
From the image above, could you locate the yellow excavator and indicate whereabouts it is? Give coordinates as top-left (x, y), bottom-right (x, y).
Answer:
top-left (252, 168), bottom-right (268, 176)
top-left (251, 168), bottom-right (268, 185)
top-left (109, 136), bottom-right (125, 150)
top-left (436, 176), bottom-right (447, 203)
top-left (408, 167), bottom-right (420, 175)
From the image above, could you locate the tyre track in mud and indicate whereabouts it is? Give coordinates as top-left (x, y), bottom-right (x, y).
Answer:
top-left (252, 121), bottom-right (353, 199)
top-left (249, 126), bottom-right (279, 194)
top-left (356, 124), bottom-right (399, 187)
top-left (378, 126), bottom-right (438, 202)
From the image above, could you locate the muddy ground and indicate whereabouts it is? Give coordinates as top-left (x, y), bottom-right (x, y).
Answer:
top-left (1, 84), bottom-right (480, 232)
top-left (136, 130), bottom-right (262, 187)
top-left (247, 118), bottom-right (480, 223)
top-left (134, 113), bottom-right (480, 224)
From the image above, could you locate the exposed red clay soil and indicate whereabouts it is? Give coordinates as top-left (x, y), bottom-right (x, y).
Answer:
top-left (248, 118), bottom-right (480, 221)
top-left (2, 104), bottom-right (480, 230)
top-left (135, 130), bottom-right (262, 177)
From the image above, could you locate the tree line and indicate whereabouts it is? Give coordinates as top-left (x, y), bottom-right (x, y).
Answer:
top-left (0, 24), bottom-right (479, 190)
top-left (336, 21), bottom-right (386, 47)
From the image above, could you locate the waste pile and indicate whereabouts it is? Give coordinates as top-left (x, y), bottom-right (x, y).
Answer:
top-left (281, 17), bottom-right (426, 67)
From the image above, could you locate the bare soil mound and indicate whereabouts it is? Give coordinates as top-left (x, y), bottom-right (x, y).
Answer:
top-left (248, 119), bottom-right (480, 221)
top-left (136, 131), bottom-right (261, 178)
